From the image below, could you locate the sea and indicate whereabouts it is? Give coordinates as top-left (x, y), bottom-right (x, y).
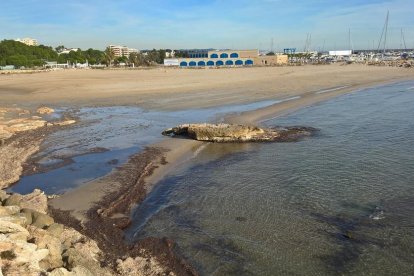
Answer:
top-left (125, 81), bottom-right (414, 275)
top-left (10, 81), bottom-right (414, 275)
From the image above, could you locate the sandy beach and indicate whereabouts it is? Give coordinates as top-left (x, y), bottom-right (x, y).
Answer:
top-left (1, 64), bottom-right (412, 110)
top-left (1, 64), bottom-right (413, 275)
top-left (2, 63), bottom-right (413, 217)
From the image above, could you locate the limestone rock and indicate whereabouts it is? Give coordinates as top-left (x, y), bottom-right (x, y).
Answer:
top-left (22, 208), bottom-right (54, 228)
top-left (1, 213), bottom-right (28, 227)
top-left (3, 194), bottom-right (23, 207)
top-left (37, 106), bottom-right (54, 114)
top-left (62, 247), bottom-right (112, 276)
top-left (0, 234), bottom-right (49, 275)
top-left (116, 256), bottom-right (174, 276)
top-left (59, 228), bottom-right (84, 248)
top-left (0, 136), bottom-right (43, 189)
top-left (5, 120), bottom-right (46, 133)
top-left (0, 220), bottom-right (29, 236)
top-left (28, 226), bottom-right (63, 270)
top-left (52, 120), bottom-right (76, 127)
top-left (49, 267), bottom-right (71, 276)
top-left (0, 190), bottom-right (9, 202)
top-left (48, 266), bottom-right (95, 276)
top-left (20, 189), bottom-right (48, 214)
top-left (47, 223), bottom-right (64, 237)
top-left (163, 123), bottom-right (316, 143)
top-left (0, 205), bottom-right (20, 217)
top-left (71, 266), bottom-right (95, 276)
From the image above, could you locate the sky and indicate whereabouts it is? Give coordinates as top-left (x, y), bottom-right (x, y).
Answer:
top-left (1, 0), bottom-right (413, 51)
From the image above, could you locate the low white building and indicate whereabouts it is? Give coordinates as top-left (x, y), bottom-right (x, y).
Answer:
top-left (164, 59), bottom-right (179, 66)
top-left (15, 37), bottom-right (38, 46)
top-left (59, 48), bottom-right (79, 55)
top-left (329, 50), bottom-right (352, 56)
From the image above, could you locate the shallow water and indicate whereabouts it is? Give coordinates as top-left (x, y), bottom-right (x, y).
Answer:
top-left (126, 81), bottom-right (414, 275)
top-left (10, 99), bottom-right (288, 194)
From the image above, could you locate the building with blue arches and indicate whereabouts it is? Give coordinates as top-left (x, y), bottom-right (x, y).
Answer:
top-left (164, 49), bottom-right (288, 67)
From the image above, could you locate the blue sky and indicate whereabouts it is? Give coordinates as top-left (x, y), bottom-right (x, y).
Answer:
top-left (1, 0), bottom-right (413, 51)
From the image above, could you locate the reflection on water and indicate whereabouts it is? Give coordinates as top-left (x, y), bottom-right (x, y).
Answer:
top-left (127, 81), bottom-right (414, 275)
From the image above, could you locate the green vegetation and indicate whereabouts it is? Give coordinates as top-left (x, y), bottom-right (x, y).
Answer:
top-left (57, 48), bottom-right (105, 65)
top-left (173, 50), bottom-right (190, 58)
top-left (0, 39), bottom-right (168, 68)
top-left (0, 40), bottom-right (58, 67)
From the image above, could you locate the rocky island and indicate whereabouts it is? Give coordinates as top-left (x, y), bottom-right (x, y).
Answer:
top-left (162, 123), bottom-right (317, 142)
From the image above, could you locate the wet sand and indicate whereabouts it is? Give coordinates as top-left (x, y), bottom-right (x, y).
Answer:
top-left (1, 64), bottom-right (413, 275)
top-left (1, 64), bottom-right (412, 110)
top-left (43, 65), bottom-right (414, 218)
top-left (0, 63), bottom-right (404, 213)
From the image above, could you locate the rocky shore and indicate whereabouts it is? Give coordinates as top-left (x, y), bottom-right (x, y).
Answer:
top-left (162, 123), bottom-right (317, 142)
top-left (0, 107), bottom-right (76, 189)
top-left (1, 188), bottom-right (188, 275)
top-left (0, 107), bottom-right (197, 275)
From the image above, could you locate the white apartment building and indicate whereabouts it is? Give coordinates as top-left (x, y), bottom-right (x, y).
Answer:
top-left (108, 45), bottom-right (138, 58)
top-left (59, 48), bottom-right (79, 55)
top-left (15, 37), bottom-right (38, 46)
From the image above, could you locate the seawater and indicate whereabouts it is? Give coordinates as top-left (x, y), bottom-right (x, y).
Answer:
top-left (10, 99), bottom-right (288, 194)
top-left (126, 81), bottom-right (414, 275)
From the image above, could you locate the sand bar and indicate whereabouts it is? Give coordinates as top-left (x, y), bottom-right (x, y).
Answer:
top-left (27, 64), bottom-right (412, 219)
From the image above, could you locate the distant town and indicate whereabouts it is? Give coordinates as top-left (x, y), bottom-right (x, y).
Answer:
top-left (0, 37), bottom-right (413, 71)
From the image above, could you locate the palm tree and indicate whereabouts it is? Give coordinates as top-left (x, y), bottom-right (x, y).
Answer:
top-left (104, 47), bottom-right (115, 67)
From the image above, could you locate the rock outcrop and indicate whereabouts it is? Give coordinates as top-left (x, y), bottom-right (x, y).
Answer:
top-left (0, 107), bottom-right (77, 189)
top-left (36, 107), bottom-right (55, 115)
top-left (0, 189), bottom-right (113, 276)
top-left (162, 123), bottom-right (316, 142)
top-left (0, 188), bottom-right (185, 275)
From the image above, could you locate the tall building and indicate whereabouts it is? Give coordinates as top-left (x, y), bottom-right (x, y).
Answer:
top-left (15, 38), bottom-right (38, 46)
top-left (108, 45), bottom-right (138, 58)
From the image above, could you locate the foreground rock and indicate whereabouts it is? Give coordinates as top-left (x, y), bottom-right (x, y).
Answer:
top-left (36, 107), bottom-right (55, 115)
top-left (1, 188), bottom-right (192, 275)
top-left (162, 123), bottom-right (316, 142)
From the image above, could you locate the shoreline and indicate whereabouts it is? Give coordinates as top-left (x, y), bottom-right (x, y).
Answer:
top-left (1, 65), bottom-right (413, 274)
top-left (48, 76), bottom-right (413, 274)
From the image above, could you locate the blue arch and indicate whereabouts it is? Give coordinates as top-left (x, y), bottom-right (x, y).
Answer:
top-left (235, 60), bottom-right (243, 65)
top-left (216, 60), bottom-right (224, 66)
top-left (211, 53), bottom-right (218, 58)
top-left (207, 61), bottom-right (214, 66)
top-left (180, 61), bottom-right (188, 67)
top-left (245, 59), bottom-right (253, 65)
top-left (230, 53), bottom-right (239, 58)
top-left (189, 61), bottom-right (196, 66)
top-left (198, 61), bottom-right (206, 66)
top-left (225, 60), bottom-right (234, 66)
top-left (220, 53), bottom-right (228, 58)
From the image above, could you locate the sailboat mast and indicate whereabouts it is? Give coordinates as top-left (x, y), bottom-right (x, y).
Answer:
top-left (383, 10), bottom-right (389, 56)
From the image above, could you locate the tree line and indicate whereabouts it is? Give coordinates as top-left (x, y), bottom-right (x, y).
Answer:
top-left (0, 40), bottom-right (58, 67)
top-left (0, 40), bottom-right (169, 68)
